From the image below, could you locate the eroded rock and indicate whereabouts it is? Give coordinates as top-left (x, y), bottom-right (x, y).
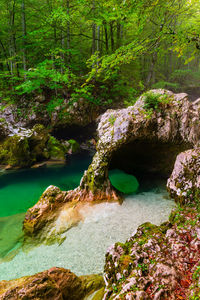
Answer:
top-left (23, 185), bottom-right (67, 241)
top-left (78, 89), bottom-right (199, 201)
top-left (0, 267), bottom-right (104, 300)
top-left (167, 148), bottom-right (200, 205)
top-left (103, 208), bottom-right (200, 299)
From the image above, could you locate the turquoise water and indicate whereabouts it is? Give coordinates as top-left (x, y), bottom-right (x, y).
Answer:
top-left (0, 152), bottom-right (91, 259)
top-left (0, 153), bottom-right (176, 280)
top-left (0, 152), bottom-right (92, 218)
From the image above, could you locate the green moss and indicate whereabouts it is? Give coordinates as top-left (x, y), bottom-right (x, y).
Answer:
top-left (47, 136), bottom-right (66, 160)
top-left (67, 139), bottom-right (80, 153)
top-left (0, 135), bottom-right (32, 167)
top-left (91, 287), bottom-right (105, 300)
top-left (143, 91), bottom-right (173, 112)
top-left (108, 114), bottom-right (116, 126)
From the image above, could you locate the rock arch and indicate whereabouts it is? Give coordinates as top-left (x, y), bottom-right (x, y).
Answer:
top-left (23, 90), bottom-right (200, 239)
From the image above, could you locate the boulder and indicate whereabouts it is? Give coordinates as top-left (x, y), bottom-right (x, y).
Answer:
top-left (0, 267), bottom-right (104, 300)
top-left (167, 148), bottom-right (200, 205)
top-left (23, 186), bottom-right (67, 240)
top-left (103, 208), bottom-right (200, 299)
top-left (0, 124), bottom-right (68, 168)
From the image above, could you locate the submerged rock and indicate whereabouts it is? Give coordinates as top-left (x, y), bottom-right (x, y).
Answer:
top-left (109, 169), bottom-right (139, 194)
top-left (0, 267), bottom-right (104, 300)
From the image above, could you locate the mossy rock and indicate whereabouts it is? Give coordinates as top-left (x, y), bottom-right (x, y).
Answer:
top-left (0, 135), bottom-right (32, 167)
top-left (47, 136), bottom-right (67, 160)
top-left (109, 169), bottom-right (139, 194)
top-left (67, 139), bottom-right (80, 153)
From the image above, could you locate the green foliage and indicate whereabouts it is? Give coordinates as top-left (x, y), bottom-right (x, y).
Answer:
top-left (15, 60), bottom-right (76, 95)
top-left (143, 91), bottom-right (172, 111)
top-left (108, 114), bottom-right (116, 126)
top-left (46, 97), bottom-right (64, 115)
top-left (0, 0), bottom-right (199, 114)
top-left (70, 84), bottom-right (99, 105)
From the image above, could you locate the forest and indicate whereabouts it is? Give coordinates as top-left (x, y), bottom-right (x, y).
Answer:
top-left (0, 0), bottom-right (200, 114)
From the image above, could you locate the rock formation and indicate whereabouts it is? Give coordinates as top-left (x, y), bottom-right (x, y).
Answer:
top-left (0, 124), bottom-right (75, 169)
top-left (23, 89), bottom-right (200, 241)
top-left (0, 267), bottom-right (104, 300)
top-left (103, 207), bottom-right (200, 299)
top-left (167, 148), bottom-right (200, 205)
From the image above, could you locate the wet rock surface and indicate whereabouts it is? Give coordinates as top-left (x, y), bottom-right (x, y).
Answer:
top-left (23, 185), bottom-right (67, 239)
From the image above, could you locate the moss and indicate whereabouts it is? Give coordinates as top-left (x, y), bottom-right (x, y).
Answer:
top-left (67, 139), bottom-right (80, 153)
top-left (47, 136), bottom-right (67, 160)
top-left (44, 231), bottom-right (66, 246)
top-left (91, 287), bottom-right (105, 300)
top-left (143, 91), bottom-right (173, 112)
top-left (0, 135), bottom-right (32, 167)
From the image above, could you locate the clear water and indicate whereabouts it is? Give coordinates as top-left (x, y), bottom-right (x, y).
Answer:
top-left (0, 153), bottom-right (175, 281)
top-left (0, 152), bottom-right (92, 218)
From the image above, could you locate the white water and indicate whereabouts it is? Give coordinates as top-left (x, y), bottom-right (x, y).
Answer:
top-left (0, 185), bottom-right (175, 281)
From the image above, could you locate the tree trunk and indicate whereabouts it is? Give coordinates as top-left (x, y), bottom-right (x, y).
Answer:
top-left (104, 22), bottom-right (109, 53)
top-left (0, 38), bottom-right (11, 74)
top-left (110, 21), bottom-right (114, 52)
top-left (9, 0), bottom-right (19, 76)
top-left (146, 52), bottom-right (157, 87)
top-left (21, 0), bottom-right (27, 77)
top-left (116, 21), bottom-right (121, 49)
top-left (66, 0), bottom-right (70, 65)
top-left (92, 0), bottom-right (96, 54)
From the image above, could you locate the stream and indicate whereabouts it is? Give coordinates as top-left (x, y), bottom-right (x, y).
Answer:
top-left (0, 152), bottom-right (175, 281)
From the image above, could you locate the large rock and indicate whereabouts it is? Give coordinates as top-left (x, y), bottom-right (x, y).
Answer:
top-left (77, 89), bottom-right (200, 201)
top-left (103, 208), bottom-right (200, 299)
top-left (167, 148), bottom-right (200, 205)
top-left (0, 267), bottom-right (104, 300)
top-left (23, 186), bottom-right (67, 239)
top-left (0, 124), bottom-right (68, 168)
